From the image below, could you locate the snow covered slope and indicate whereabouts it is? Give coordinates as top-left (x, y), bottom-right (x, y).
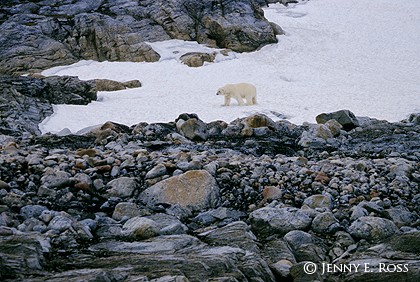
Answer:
top-left (40, 0), bottom-right (420, 134)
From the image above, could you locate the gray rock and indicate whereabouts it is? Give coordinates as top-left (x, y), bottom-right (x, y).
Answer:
top-left (95, 237), bottom-right (278, 281)
top-left (47, 216), bottom-right (73, 232)
top-left (41, 169), bottom-right (71, 189)
top-left (112, 202), bottom-right (148, 221)
top-left (90, 234), bottom-right (201, 254)
top-left (146, 213), bottom-right (188, 235)
top-left (241, 114), bottom-right (278, 130)
top-left (325, 119), bottom-right (343, 137)
top-left (348, 216), bottom-right (399, 242)
top-left (94, 216), bottom-right (122, 239)
top-left (298, 125), bottom-right (332, 148)
top-left (262, 239), bottom-right (296, 266)
top-left (303, 194), bottom-right (333, 211)
top-left (105, 177), bottom-right (138, 198)
top-left (145, 163), bottom-right (168, 179)
top-left (350, 206), bottom-right (368, 221)
top-left (316, 109), bottom-right (360, 131)
top-left (39, 210), bottom-right (56, 223)
top-left (176, 118), bottom-right (208, 141)
top-left (382, 208), bottom-right (418, 228)
top-left (284, 230), bottom-right (326, 262)
top-left (270, 259), bottom-right (293, 280)
top-left (121, 216), bottom-right (159, 240)
top-left (20, 205), bottom-right (48, 220)
top-left (388, 232), bottom-right (420, 254)
top-left (311, 212), bottom-right (341, 234)
top-left (198, 221), bottom-right (259, 253)
top-left (269, 21), bottom-right (285, 35)
top-left (0, 234), bottom-right (50, 278)
top-left (123, 80), bottom-right (142, 88)
top-left (249, 207), bottom-right (313, 237)
top-left (387, 158), bottom-right (414, 179)
top-left (31, 268), bottom-right (131, 282)
top-left (406, 113), bottom-right (420, 125)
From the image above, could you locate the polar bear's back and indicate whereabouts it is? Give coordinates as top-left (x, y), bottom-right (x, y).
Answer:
top-left (231, 83), bottom-right (256, 95)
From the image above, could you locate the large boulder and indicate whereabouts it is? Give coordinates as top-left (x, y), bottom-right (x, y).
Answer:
top-left (176, 113), bottom-right (208, 141)
top-left (139, 170), bottom-right (220, 211)
top-left (316, 109), bottom-right (360, 131)
top-left (105, 177), bottom-right (139, 199)
top-left (249, 207), bottom-right (313, 237)
top-left (348, 216), bottom-right (399, 242)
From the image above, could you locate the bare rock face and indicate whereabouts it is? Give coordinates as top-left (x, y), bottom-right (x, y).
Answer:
top-left (0, 0), bottom-right (278, 75)
top-left (0, 75), bottom-right (96, 136)
top-left (0, 234), bottom-right (50, 279)
top-left (140, 170), bottom-right (220, 211)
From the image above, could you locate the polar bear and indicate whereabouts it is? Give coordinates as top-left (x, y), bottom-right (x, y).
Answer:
top-left (216, 83), bottom-right (257, 106)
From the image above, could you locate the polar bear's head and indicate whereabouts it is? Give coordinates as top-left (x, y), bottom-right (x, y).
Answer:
top-left (216, 87), bottom-right (227, 96)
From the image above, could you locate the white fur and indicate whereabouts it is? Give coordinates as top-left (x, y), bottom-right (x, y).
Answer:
top-left (216, 83), bottom-right (257, 106)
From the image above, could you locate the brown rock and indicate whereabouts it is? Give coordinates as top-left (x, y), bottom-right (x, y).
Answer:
top-left (75, 148), bottom-right (97, 157)
top-left (92, 79), bottom-right (126, 91)
top-left (140, 170), bottom-right (220, 211)
top-left (122, 80), bottom-right (142, 88)
top-left (262, 186), bottom-right (282, 201)
top-left (314, 172), bottom-right (330, 185)
top-left (180, 52), bottom-right (216, 67)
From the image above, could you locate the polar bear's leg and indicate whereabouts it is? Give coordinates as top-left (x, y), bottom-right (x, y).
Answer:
top-left (235, 97), bottom-right (244, 106)
top-left (224, 96), bottom-right (231, 106)
top-left (252, 96), bottom-right (257, 105)
top-left (245, 96), bottom-right (253, 105)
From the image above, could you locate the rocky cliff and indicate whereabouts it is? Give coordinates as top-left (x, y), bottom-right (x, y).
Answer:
top-left (0, 0), bottom-right (279, 75)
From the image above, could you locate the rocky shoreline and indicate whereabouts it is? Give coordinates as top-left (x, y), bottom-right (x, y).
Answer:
top-left (1, 73), bottom-right (419, 281)
top-left (1, 1), bottom-right (418, 280)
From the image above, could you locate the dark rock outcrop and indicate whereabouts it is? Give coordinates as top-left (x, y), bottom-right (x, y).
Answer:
top-left (0, 75), bottom-right (96, 136)
top-left (0, 0), bottom-right (278, 75)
